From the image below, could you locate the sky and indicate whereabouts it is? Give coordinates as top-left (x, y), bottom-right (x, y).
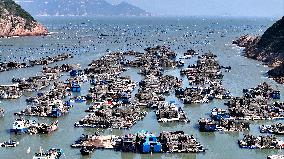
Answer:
top-left (108, 0), bottom-right (284, 17)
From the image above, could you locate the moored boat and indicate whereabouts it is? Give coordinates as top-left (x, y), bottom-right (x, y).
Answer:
top-left (80, 147), bottom-right (94, 155)
top-left (0, 140), bottom-right (19, 147)
top-left (10, 118), bottom-right (58, 135)
top-left (10, 118), bottom-right (32, 134)
top-left (32, 147), bottom-right (62, 159)
top-left (260, 123), bottom-right (284, 135)
top-left (198, 118), bottom-right (217, 132)
top-left (267, 154), bottom-right (284, 159)
top-left (211, 107), bottom-right (230, 121)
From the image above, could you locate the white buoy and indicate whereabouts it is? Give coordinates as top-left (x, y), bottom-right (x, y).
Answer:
top-left (27, 147), bottom-right (30, 154)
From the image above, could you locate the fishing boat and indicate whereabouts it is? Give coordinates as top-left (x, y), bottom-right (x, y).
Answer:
top-left (211, 107), bottom-right (231, 121)
top-left (80, 75), bottom-right (88, 83)
top-left (73, 96), bottom-right (86, 103)
top-left (69, 70), bottom-right (77, 77)
top-left (48, 107), bottom-right (62, 118)
top-left (260, 124), bottom-right (284, 135)
top-left (267, 154), bottom-right (284, 159)
top-left (34, 120), bottom-right (59, 134)
top-left (33, 147), bottom-right (62, 159)
top-left (0, 140), bottom-right (19, 147)
top-left (271, 90), bottom-right (281, 99)
top-left (70, 82), bottom-right (81, 92)
top-left (179, 55), bottom-right (192, 59)
top-left (177, 60), bottom-right (185, 67)
top-left (198, 118), bottom-right (217, 132)
top-left (80, 147), bottom-right (94, 155)
top-left (10, 118), bottom-right (33, 134)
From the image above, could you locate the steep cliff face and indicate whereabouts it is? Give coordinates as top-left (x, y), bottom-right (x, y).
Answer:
top-left (0, 0), bottom-right (48, 37)
top-left (234, 17), bottom-right (284, 66)
top-left (234, 16), bottom-right (284, 83)
top-left (256, 16), bottom-right (284, 57)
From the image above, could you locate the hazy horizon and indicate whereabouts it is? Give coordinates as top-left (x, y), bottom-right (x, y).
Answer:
top-left (14, 0), bottom-right (284, 18)
top-left (108, 0), bottom-right (284, 18)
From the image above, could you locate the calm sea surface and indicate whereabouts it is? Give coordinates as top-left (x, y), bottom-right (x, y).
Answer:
top-left (0, 16), bottom-right (282, 159)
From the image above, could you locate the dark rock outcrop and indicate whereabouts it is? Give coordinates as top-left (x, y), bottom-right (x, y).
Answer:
top-left (0, 0), bottom-right (48, 37)
top-left (234, 16), bottom-right (284, 83)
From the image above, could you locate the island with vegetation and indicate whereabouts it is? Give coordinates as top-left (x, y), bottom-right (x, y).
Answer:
top-left (0, 0), bottom-right (48, 37)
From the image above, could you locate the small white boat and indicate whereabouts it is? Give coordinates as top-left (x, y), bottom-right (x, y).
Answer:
top-left (27, 147), bottom-right (31, 153)
top-left (267, 154), bottom-right (284, 159)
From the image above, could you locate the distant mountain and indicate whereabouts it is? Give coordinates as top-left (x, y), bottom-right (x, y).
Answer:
top-left (0, 0), bottom-right (47, 37)
top-left (15, 0), bottom-right (150, 17)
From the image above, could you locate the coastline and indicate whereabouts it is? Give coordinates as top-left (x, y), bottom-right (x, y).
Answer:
top-left (233, 16), bottom-right (284, 84)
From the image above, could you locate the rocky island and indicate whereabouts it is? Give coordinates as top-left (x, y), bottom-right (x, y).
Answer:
top-left (233, 16), bottom-right (284, 83)
top-left (0, 0), bottom-right (48, 37)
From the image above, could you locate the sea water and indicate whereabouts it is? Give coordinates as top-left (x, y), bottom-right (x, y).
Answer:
top-left (0, 16), bottom-right (281, 159)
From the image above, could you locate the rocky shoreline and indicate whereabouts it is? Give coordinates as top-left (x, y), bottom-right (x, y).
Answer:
top-left (233, 35), bottom-right (282, 67)
top-left (233, 16), bottom-right (284, 83)
top-left (0, 21), bottom-right (48, 37)
top-left (0, 0), bottom-right (48, 37)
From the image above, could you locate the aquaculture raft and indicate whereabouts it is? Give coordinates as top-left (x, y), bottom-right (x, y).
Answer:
top-left (155, 101), bottom-right (189, 123)
top-left (260, 123), bottom-right (284, 135)
top-left (10, 118), bottom-right (58, 135)
top-left (198, 118), bottom-right (249, 132)
top-left (75, 105), bottom-right (147, 129)
top-left (238, 135), bottom-right (284, 149)
top-left (224, 83), bottom-right (284, 121)
top-left (71, 131), bottom-right (205, 155)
